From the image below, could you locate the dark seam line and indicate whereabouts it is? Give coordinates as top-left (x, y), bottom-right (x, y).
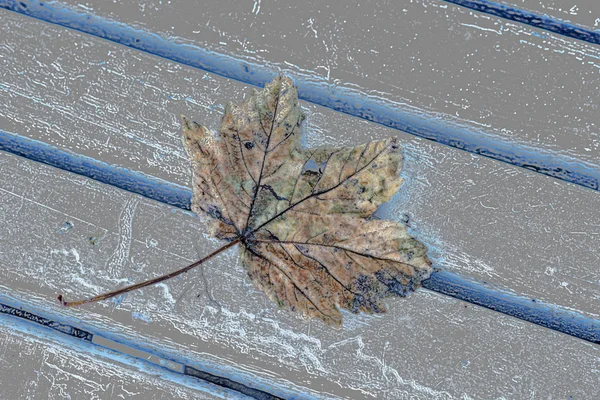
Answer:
top-left (1, 0), bottom-right (599, 192)
top-left (0, 301), bottom-right (284, 399)
top-left (444, 0), bottom-right (600, 46)
top-left (0, 302), bottom-right (93, 341)
top-left (1, 129), bottom-right (598, 344)
top-left (184, 366), bottom-right (283, 400)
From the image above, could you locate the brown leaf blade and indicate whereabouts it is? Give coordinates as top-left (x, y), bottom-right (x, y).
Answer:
top-left (182, 76), bottom-right (432, 328)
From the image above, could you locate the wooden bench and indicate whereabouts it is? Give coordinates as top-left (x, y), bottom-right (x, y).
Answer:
top-left (1, 0), bottom-right (599, 398)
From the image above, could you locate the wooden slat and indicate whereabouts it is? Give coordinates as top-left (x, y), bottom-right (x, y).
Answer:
top-left (0, 315), bottom-right (235, 399)
top-left (1, 150), bottom-right (599, 398)
top-left (10, 0), bottom-right (598, 168)
top-left (0, 10), bottom-right (598, 319)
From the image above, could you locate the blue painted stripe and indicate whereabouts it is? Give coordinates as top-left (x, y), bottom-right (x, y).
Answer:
top-left (444, 0), bottom-right (600, 45)
top-left (1, 0), bottom-right (600, 192)
top-left (1, 130), bottom-right (598, 344)
top-left (0, 129), bottom-right (192, 210)
top-left (423, 271), bottom-right (600, 344)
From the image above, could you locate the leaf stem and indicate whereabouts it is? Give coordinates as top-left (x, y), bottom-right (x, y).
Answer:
top-left (57, 238), bottom-right (241, 307)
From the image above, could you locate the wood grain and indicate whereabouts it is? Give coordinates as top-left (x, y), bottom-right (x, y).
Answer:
top-left (17, 0), bottom-right (599, 167)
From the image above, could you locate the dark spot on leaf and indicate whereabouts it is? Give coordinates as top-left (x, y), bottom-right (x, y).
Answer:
top-left (296, 245), bottom-right (308, 254)
top-left (244, 141), bottom-right (254, 150)
top-left (375, 270), bottom-right (414, 297)
top-left (351, 293), bottom-right (382, 313)
top-left (355, 274), bottom-right (376, 294)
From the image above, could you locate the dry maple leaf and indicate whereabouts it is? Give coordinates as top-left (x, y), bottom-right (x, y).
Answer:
top-left (59, 76), bottom-right (432, 328)
top-left (180, 76), bottom-right (432, 327)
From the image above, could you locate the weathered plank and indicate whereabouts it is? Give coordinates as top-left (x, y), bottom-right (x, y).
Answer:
top-left (6, 0), bottom-right (598, 168)
top-left (0, 10), bottom-right (598, 319)
top-left (1, 150), bottom-right (599, 398)
top-left (0, 314), bottom-right (237, 399)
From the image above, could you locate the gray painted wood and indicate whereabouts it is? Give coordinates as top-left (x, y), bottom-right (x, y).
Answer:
top-left (27, 0), bottom-right (600, 166)
top-left (1, 150), bottom-right (599, 398)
